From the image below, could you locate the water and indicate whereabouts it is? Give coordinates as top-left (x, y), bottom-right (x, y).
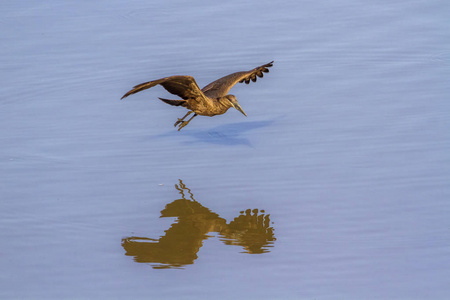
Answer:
top-left (1, 1), bottom-right (449, 299)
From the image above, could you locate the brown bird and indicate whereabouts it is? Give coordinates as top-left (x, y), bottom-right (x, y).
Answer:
top-left (121, 61), bottom-right (274, 130)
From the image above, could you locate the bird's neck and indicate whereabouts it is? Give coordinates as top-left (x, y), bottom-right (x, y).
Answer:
top-left (216, 97), bottom-right (233, 109)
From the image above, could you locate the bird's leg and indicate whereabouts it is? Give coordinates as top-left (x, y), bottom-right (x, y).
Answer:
top-left (177, 113), bottom-right (197, 131)
top-left (174, 111), bottom-right (193, 127)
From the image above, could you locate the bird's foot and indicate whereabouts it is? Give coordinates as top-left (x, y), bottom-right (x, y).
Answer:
top-left (177, 121), bottom-right (188, 131)
top-left (174, 112), bottom-right (195, 131)
top-left (174, 118), bottom-right (185, 127)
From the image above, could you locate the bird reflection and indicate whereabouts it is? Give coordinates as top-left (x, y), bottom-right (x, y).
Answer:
top-left (220, 208), bottom-right (275, 254)
top-left (121, 180), bottom-right (275, 269)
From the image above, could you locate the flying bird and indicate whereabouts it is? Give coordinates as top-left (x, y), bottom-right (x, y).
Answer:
top-left (121, 61), bottom-right (274, 131)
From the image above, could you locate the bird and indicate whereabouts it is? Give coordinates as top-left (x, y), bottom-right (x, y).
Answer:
top-left (121, 61), bottom-right (274, 131)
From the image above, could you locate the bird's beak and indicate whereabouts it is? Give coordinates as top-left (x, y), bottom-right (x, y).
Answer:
top-left (233, 102), bottom-right (247, 116)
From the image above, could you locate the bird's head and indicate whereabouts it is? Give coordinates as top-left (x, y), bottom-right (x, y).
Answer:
top-left (225, 95), bottom-right (247, 116)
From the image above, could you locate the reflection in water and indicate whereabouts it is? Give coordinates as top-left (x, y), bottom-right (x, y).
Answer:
top-left (122, 180), bottom-right (275, 269)
top-left (220, 208), bottom-right (274, 254)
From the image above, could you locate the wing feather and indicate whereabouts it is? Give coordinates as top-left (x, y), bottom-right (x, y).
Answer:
top-left (121, 75), bottom-right (205, 101)
top-left (158, 97), bottom-right (186, 107)
top-left (201, 61), bottom-right (274, 98)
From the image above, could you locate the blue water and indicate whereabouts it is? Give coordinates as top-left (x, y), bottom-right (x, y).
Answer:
top-left (1, 1), bottom-right (449, 299)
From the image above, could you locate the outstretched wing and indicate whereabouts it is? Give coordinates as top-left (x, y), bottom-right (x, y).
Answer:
top-left (121, 75), bottom-right (206, 100)
top-left (158, 97), bottom-right (186, 107)
top-left (201, 61), bottom-right (274, 98)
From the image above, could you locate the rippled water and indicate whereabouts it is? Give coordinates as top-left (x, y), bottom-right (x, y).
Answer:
top-left (1, 1), bottom-right (449, 299)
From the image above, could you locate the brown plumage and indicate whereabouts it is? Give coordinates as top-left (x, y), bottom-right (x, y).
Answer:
top-left (121, 61), bottom-right (274, 130)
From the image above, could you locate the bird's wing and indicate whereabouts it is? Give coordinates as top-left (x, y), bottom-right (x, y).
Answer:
top-left (158, 97), bottom-right (186, 107)
top-left (121, 75), bottom-right (206, 101)
top-left (201, 61), bottom-right (274, 98)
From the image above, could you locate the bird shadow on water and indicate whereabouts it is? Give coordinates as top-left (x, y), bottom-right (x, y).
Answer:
top-left (155, 119), bottom-right (276, 147)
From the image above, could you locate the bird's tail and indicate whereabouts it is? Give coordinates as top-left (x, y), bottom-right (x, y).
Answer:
top-left (158, 98), bottom-right (186, 107)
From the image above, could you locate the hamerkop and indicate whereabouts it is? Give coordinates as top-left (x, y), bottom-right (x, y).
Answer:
top-left (121, 61), bottom-right (274, 130)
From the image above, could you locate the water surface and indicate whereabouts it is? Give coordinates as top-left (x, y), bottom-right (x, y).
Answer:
top-left (1, 1), bottom-right (449, 299)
